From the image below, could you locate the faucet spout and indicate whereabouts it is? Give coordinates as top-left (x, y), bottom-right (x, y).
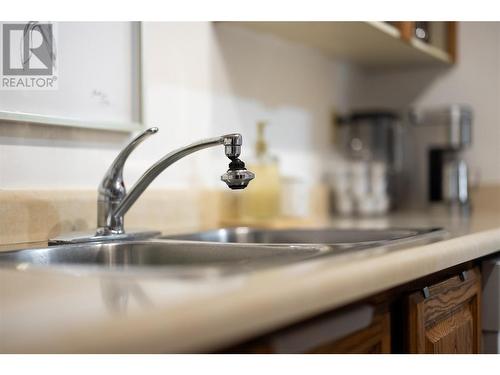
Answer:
top-left (50, 129), bottom-right (254, 244)
top-left (97, 131), bottom-right (254, 235)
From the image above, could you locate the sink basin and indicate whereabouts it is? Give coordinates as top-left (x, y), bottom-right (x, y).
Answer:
top-left (0, 240), bottom-right (325, 272)
top-left (162, 227), bottom-right (445, 246)
top-left (0, 228), bottom-right (446, 275)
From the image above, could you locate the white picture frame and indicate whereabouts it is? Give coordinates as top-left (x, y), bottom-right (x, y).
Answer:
top-left (0, 22), bottom-right (143, 133)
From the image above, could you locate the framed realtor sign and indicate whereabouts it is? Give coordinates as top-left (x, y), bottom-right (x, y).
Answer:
top-left (0, 22), bottom-right (142, 132)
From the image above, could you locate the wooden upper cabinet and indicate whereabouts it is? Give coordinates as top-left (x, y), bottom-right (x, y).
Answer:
top-left (405, 267), bottom-right (481, 354)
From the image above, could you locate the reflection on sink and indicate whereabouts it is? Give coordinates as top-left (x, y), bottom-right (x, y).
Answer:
top-left (0, 240), bottom-right (325, 271)
top-left (162, 227), bottom-right (445, 246)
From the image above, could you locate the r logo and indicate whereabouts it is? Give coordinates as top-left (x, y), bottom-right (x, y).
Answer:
top-left (2, 23), bottom-right (55, 76)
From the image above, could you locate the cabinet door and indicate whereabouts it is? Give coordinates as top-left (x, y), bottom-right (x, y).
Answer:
top-left (308, 309), bottom-right (391, 354)
top-left (223, 303), bottom-right (391, 354)
top-left (406, 267), bottom-right (481, 354)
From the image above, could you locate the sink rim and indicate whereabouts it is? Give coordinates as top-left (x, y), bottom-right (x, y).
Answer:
top-left (161, 226), bottom-right (447, 246)
top-left (0, 227), bottom-right (448, 277)
top-left (0, 238), bottom-right (334, 277)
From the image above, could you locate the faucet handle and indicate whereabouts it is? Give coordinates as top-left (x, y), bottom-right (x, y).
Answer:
top-left (99, 126), bottom-right (158, 204)
top-left (97, 127), bottom-right (158, 231)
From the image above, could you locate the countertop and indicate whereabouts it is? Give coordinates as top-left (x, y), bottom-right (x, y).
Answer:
top-left (2, 208), bottom-right (500, 353)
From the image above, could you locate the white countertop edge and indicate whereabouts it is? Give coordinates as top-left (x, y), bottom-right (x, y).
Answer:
top-left (5, 227), bottom-right (500, 353)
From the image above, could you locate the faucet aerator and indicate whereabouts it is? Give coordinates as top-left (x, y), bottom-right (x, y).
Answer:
top-left (221, 173), bottom-right (254, 190)
top-left (221, 157), bottom-right (255, 190)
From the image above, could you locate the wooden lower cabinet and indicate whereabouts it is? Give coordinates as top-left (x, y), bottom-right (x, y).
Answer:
top-left (405, 267), bottom-right (482, 354)
top-left (309, 308), bottom-right (391, 354)
top-left (221, 264), bottom-right (482, 354)
top-left (223, 303), bottom-right (391, 354)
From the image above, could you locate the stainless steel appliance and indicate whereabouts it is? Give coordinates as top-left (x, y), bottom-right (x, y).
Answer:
top-left (406, 105), bottom-right (473, 210)
top-left (332, 110), bottom-right (403, 214)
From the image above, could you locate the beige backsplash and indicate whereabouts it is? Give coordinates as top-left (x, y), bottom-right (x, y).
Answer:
top-left (0, 185), bottom-right (329, 247)
top-left (0, 189), bottom-right (218, 246)
top-left (2, 184), bottom-right (499, 248)
top-left (471, 184), bottom-right (500, 213)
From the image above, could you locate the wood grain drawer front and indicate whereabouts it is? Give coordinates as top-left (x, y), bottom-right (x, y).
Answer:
top-left (406, 267), bottom-right (482, 354)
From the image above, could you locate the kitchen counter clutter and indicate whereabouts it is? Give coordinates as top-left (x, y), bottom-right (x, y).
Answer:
top-left (1, 208), bottom-right (500, 353)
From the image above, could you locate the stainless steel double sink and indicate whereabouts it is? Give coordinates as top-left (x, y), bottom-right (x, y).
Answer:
top-left (0, 227), bottom-right (445, 273)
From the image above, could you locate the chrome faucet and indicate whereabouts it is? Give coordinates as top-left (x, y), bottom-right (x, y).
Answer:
top-left (50, 127), bottom-right (254, 245)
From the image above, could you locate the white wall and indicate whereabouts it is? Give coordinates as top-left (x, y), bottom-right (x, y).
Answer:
top-left (140, 22), bottom-right (361, 188)
top-left (0, 22), bottom-right (139, 189)
top-left (0, 22), bottom-right (363, 189)
top-left (1, 22), bottom-right (500, 190)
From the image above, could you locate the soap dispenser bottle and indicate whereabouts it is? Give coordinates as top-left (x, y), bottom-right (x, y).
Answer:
top-left (240, 121), bottom-right (282, 221)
